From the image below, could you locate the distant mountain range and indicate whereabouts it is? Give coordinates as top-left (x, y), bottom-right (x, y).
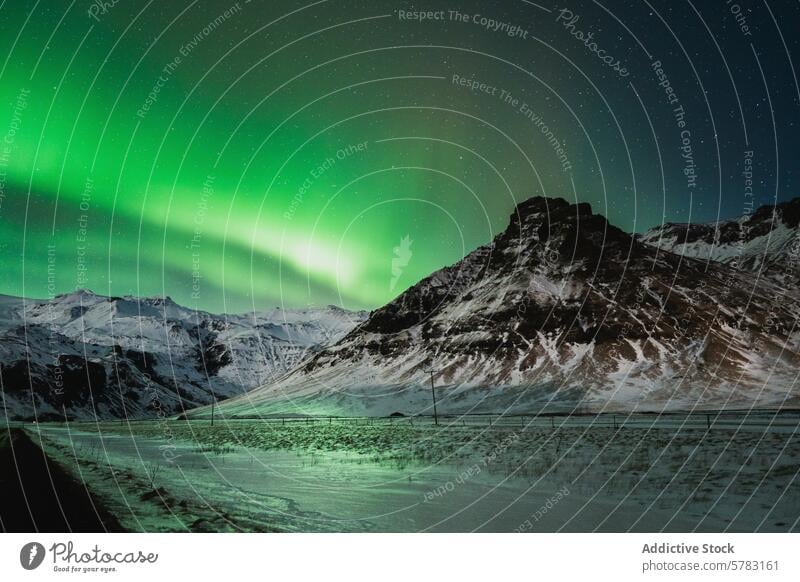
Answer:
top-left (204, 196), bottom-right (800, 418)
top-left (0, 290), bottom-right (366, 420)
top-left (640, 197), bottom-right (800, 285)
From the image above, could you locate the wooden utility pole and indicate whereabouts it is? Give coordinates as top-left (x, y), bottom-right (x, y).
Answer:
top-left (425, 369), bottom-right (439, 426)
top-left (210, 394), bottom-right (216, 427)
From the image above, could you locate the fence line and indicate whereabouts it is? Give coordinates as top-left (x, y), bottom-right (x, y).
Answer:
top-left (63, 408), bottom-right (800, 431)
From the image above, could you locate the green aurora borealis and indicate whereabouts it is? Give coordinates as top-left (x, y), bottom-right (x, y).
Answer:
top-left (1, 1), bottom-right (798, 312)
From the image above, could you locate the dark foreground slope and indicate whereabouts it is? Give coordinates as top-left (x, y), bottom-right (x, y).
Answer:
top-left (0, 428), bottom-right (122, 532)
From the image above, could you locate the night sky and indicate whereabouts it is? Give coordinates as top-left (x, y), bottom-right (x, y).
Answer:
top-left (0, 0), bottom-right (798, 312)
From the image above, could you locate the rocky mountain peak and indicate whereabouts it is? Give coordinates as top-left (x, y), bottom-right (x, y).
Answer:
top-left (495, 196), bottom-right (633, 275)
top-left (360, 196), bottom-right (635, 336)
top-left (511, 195), bottom-right (592, 222)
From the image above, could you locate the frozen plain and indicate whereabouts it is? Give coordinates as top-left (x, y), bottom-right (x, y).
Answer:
top-left (27, 413), bottom-right (800, 533)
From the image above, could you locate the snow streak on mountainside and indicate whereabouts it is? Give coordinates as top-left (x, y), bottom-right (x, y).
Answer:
top-left (0, 291), bottom-right (366, 420)
top-left (207, 197), bottom-right (800, 418)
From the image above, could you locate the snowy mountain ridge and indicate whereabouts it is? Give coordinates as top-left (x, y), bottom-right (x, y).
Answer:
top-left (0, 290), bottom-right (366, 420)
top-left (639, 197), bottom-right (800, 283)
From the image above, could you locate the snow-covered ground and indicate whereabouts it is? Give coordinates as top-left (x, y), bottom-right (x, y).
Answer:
top-left (29, 415), bottom-right (800, 532)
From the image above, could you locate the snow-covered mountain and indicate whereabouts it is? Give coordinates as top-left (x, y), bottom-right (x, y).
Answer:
top-left (639, 198), bottom-right (800, 284)
top-left (0, 290), bottom-right (366, 420)
top-left (204, 196), bottom-right (800, 418)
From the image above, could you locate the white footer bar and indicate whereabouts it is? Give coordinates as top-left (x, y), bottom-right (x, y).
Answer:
top-left (1, 533), bottom-right (797, 581)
